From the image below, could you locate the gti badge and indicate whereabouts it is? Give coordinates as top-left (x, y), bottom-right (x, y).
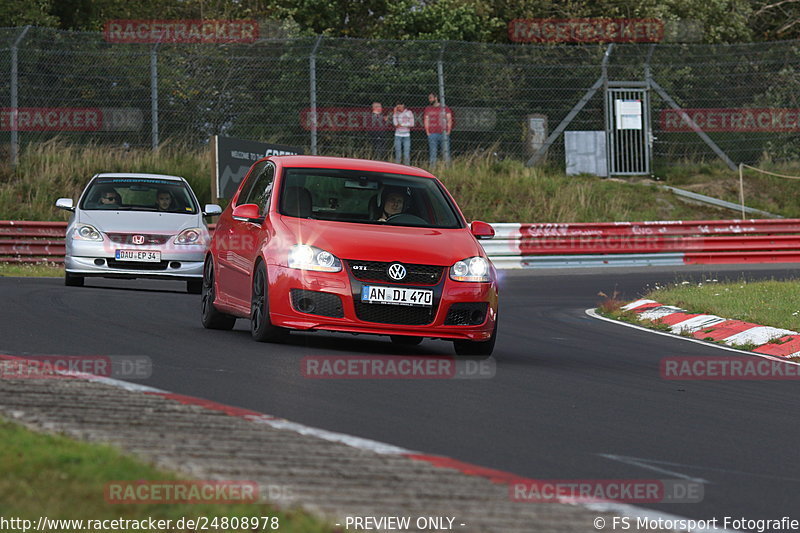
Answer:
top-left (132, 235), bottom-right (145, 245)
top-left (387, 263), bottom-right (407, 281)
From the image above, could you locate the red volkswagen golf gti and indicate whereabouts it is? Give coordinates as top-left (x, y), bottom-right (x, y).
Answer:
top-left (201, 155), bottom-right (498, 355)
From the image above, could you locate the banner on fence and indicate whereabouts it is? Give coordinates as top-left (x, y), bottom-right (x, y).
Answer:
top-left (212, 136), bottom-right (302, 200)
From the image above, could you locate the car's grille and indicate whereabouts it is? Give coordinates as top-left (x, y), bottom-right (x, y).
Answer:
top-left (106, 233), bottom-right (171, 245)
top-left (445, 302), bottom-right (489, 326)
top-left (354, 301), bottom-right (436, 325)
top-left (106, 259), bottom-right (170, 270)
top-left (290, 289), bottom-right (344, 318)
top-left (347, 260), bottom-right (443, 285)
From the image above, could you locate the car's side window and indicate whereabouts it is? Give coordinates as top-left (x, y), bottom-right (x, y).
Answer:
top-left (252, 164), bottom-right (275, 216)
top-left (235, 161), bottom-right (268, 207)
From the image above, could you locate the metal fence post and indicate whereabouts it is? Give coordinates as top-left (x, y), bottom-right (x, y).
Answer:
top-left (437, 43), bottom-right (450, 165)
top-left (526, 44), bottom-right (613, 167)
top-left (10, 25), bottom-right (31, 168)
top-left (150, 43), bottom-right (159, 151)
top-left (309, 36), bottom-right (323, 156)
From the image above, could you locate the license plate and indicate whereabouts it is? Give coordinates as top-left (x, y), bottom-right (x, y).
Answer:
top-left (115, 249), bottom-right (161, 262)
top-left (361, 285), bottom-right (433, 307)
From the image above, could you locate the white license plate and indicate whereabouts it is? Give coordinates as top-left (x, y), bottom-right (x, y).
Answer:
top-left (361, 285), bottom-right (433, 307)
top-left (115, 249), bottom-right (161, 262)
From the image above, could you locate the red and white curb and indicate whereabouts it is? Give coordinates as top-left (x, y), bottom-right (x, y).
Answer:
top-left (0, 353), bottom-right (730, 532)
top-left (620, 299), bottom-right (800, 358)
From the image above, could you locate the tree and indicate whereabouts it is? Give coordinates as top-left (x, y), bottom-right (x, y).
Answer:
top-left (0, 0), bottom-right (58, 27)
top-left (376, 0), bottom-right (504, 42)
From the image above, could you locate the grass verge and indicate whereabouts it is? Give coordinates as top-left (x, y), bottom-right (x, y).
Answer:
top-left (597, 278), bottom-right (800, 338)
top-left (0, 263), bottom-right (63, 277)
top-left (0, 140), bottom-right (749, 223)
top-left (0, 417), bottom-right (332, 532)
top-left (641, 278), bottom-right (800, 332)
top-left (658, 160), bottom-right (800, 218)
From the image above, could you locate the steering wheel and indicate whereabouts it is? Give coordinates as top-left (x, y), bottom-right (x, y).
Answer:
top-left (384, 213), bottom-right (427, 224)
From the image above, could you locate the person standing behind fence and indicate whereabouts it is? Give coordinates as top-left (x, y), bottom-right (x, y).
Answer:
top-left (424, 92), bottom-right (452, 166)
top-left (393, 102), bottom-right (414, 165)
top-left (368, 102), bottom-right (389, 159)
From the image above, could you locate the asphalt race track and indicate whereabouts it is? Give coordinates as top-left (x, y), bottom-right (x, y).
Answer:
top-left (2, 264), bottom-right (800, 526)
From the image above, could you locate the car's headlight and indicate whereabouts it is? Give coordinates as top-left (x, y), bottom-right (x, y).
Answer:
top-left (450, 256), bottom-right (491, 282)
top-left (288, 244), bottom-right (342, 272)
top-left (72, 224), bottom-right (103, 241)
top-left (175, 227), bottom-right (205, 245)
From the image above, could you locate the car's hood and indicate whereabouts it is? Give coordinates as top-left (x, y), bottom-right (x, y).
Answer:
top-left (276, 216), bottom-right (485, 265)
top-left (79, 210), bottom-right (200, 234)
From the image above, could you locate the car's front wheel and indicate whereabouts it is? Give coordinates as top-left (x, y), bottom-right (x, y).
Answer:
top-left (201, 258), bottom-right (236, 330)
top-left (64, 271), bottom-right (84, 287)
top-left (250, 262), bottom-right (287, 343)
top-left (453, 319), bottom-right (497, 357)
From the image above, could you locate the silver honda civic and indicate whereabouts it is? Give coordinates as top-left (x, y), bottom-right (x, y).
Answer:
top-left (56, 172), bottom-right (221, 293)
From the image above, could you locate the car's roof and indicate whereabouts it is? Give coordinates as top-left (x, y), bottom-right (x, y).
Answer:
top-left (94, 172), bottom-right (185, 181)
top-left (270, 155), bottom-right (437, 178)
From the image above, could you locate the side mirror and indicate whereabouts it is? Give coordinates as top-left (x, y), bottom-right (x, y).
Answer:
top-left (231, 203), bottom-right (264, 224)
top-left (203, 204), bottom-right (222, 216)
top-left (55, 198), bottom-right (75, 212)
top-left (470, 220), bottom-right (494, 240)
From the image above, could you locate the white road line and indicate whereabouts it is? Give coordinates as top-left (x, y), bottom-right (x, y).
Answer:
top-left (599, 453), bottom-right (710, 483)
top-left (585, 308), bottom-right (800, 366)
top-left (605, 454), bottom-right (800, 484)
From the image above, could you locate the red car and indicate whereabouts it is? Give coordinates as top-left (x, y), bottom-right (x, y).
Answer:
top-left (201, 155), bottom-right (498, 355)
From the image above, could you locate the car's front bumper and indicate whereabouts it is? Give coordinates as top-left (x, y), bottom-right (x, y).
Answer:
top-left (65, 239), bottom-right (205, 279)
top-left (267, 265), bottom-right (498, 341)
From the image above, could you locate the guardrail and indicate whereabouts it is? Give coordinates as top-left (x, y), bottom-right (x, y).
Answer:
top-left (485, 220), bottom-right (800, 268)
top-left (0, 221), bottom-right (67, 264)
top-left (4, 219), bottom-right (800, 269)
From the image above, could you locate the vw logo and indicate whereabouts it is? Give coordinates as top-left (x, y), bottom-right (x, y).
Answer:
top-left (131, 235), bottom-right (145, 245)
top-left (387, 263), bottom-right (407, 281)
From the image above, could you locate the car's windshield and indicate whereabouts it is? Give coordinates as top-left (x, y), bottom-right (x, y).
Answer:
top-left (278, 168), bottom-right (462, 228)
top-left (80, 177), bottom-right (198, 214)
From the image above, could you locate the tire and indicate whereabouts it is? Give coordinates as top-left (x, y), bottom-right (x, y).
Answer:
top-left (250, 262), bottom-right (287, 343)
top-left (186, 278), bottom-right (202, 294)
top-left (390, 335), bottom-right (423, 346)
top-left (453, 319), bottom-right (497, 357)
top-left (200, 258), bottom-right (236, 330)
top-left (64, 271), bottom-right (84, 287)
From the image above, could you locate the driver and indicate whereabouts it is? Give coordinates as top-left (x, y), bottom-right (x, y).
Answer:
top-left (377, 188), bottom-right (407, 221)
top-left (96, 188), bottom-right (122, 208)
top-left (156, 189), bottom-right (174, 211)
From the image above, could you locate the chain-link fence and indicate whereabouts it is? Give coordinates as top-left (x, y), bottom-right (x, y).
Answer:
top-left (3, 26), bottom-right (800, 171)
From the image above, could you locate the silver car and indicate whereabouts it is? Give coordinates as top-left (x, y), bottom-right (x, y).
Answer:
top-left (55, 173), bottom-right (221, 293)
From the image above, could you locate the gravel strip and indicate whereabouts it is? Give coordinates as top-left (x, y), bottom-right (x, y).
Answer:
top-left (0, 377), bottom-right (664, 532)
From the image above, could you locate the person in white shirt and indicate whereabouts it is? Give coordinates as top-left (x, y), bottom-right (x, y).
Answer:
top-left (392, 102), bottom-right (414, 165)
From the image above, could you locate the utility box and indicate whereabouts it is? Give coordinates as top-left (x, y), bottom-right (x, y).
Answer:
top-left (526, 114), bottom-right (548, 158)
top-left (565, 131), bottom-right (607, 176)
